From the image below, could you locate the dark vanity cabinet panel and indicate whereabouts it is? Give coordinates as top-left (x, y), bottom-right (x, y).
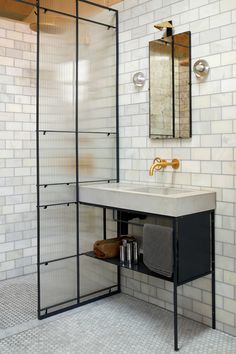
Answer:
top-left (177, 211), bottom-right (211, 285)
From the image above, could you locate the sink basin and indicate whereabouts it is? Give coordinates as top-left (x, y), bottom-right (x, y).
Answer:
top-left (129, 186), bottom-right (188, 195)
top-left (79, 183), bottom-right (216, 217)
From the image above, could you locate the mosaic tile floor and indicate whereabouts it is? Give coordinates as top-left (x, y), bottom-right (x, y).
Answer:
top-left (0, 274), bottom-right (37, 330)
top-left (0, 275), bottom-right (236, 353)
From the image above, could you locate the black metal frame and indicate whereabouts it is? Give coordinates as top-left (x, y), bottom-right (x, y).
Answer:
top-left (188, 31), bottom-right (192, 138)
top-left (75, 0), bottom-right (80, 306)
top-left (12, 0), bottom-right (119, 319)
top-left (36, 0), bottom-right (40, 320)
top-left (171, 34), bottom-right (175, 138)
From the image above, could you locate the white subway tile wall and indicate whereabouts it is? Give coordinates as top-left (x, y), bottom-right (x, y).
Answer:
top-left (1, 0), bottom-right (236, 338)
top-left (0, 18), bottom-right (37, 280)
top-left (113, 0), bottom-right (236, 337)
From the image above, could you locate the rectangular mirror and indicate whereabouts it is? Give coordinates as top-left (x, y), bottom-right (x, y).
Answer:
top-left (149, 31), bottom-right (191, 139)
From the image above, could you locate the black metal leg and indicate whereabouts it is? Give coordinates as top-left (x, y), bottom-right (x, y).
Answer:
top-left (212, 269), bottom-right (216, 329)
top-left (103, 208), bottom-right (106, 240)
top-left (116, 209), bottom-right (121, 293)
top-left (173, 219), bottom-right (179, 351)
top-left (211, 211), bottom-right (216, 329)
top-left (174, 282), bottom-right (178, 351)
top-left (117, 265), bottom-right (121, 293)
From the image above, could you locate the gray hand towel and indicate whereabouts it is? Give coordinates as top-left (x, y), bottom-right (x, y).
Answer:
top-left (143, 224), bottom-right (173, 277)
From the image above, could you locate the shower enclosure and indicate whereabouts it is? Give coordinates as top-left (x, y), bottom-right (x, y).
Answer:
top-left (15, 0), bottom-right (119, 319)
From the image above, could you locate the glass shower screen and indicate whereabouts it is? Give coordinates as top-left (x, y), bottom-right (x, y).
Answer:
top-left (37, 0), bottom-right (118, 318)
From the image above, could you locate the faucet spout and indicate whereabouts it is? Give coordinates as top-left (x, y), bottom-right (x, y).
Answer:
top-left (149, 162), bottom-right (162, 176)
top-left (149, 157), bottom-right (180, 176)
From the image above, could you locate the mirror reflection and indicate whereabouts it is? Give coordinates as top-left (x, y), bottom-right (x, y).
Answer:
top-left (149, 31), bottom-right (191, 139)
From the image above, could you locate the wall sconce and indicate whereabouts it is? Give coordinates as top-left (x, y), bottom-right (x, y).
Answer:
top-left (133, 72), bottom-right (146, 87)
top-left (193, 59), bottom-right (210, 79)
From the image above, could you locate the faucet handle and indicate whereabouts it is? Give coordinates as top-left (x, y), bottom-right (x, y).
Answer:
top-left (171, 159), bottom-right (180, 169)
top-left (153, 156), bottom-right (162, 164)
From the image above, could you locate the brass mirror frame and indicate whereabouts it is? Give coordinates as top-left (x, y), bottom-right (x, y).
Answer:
top-left (149, 31), bottom-right (192, 139)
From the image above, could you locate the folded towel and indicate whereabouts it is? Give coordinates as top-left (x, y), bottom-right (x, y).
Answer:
top-left (93, 238), bottom-right (121, 259)
top-left (143, 224), bottom-right (173, 277)
top-left (93, 235), bottom-right (136, 259)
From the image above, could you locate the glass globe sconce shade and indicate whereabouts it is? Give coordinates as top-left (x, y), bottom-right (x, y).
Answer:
top-left (133, 72), bottom-right (146, 87)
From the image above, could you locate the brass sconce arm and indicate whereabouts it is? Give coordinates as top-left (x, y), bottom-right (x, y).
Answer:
top-left (149, 157), bottom-right (180, 176)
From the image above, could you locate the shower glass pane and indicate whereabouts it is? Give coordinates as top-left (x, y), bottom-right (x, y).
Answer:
top-left (78, 1), bottom-right (116, 28)
top-left (79, 205), bottom-right (103, 253)
top-left (40, 258), bottom-right (77, 310)
top-left (40, 184), bottom-right (76, 205)
top-left (40, 0), bottom-right (76, 16)
top-left (79, 133), bottom-right (116, 182)
top-left (79, 205), bottom-right (116, 253)
top-left (78, 20), bottom-right (116, 133)
top-left (40, 204), bottom-right (77, 263)
top-left (39, 132), bottom-right (76, 185)
top-left (79, 205), bottom-right (117, 300)
top-left (39, 13), bottom-right (76, 131)
top-left (80, 255), bottom-right (117, 300)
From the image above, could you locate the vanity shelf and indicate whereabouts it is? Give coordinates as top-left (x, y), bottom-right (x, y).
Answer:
top-left (85, 251), bottom-right (174, 283)
top-left (85, 251), bottom-right (213, 287)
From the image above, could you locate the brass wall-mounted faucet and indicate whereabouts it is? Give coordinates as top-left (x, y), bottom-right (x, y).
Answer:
top-left (149, 157), bottom-right (180, 176)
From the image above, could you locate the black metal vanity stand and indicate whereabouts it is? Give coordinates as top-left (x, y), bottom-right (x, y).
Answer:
top-left (82, 203), bottom-right (216, 352)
